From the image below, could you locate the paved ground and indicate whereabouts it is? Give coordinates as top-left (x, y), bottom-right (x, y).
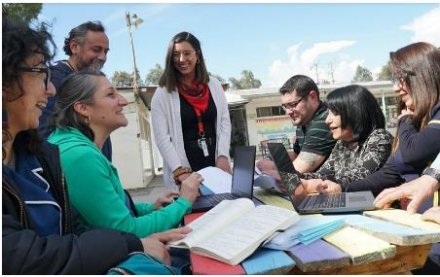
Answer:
top-left (129, 174), bottom-right (168, 203)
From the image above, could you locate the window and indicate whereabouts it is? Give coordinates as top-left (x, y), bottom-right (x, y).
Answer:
top-left (256, 106), bottom-right (285, 118)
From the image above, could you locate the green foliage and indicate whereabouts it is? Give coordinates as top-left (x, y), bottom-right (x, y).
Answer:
top-left (376, 62), bottom-right (392, 81)
top-left (352, 65), bottom-right (373, 82)
top-left (2, 3), bottom-right (42, 24)
top-left (228, 70), bottom-right (262, 90)
top-left (111, 71), bottom-right (132, 87)
top-left (145, 64), bottom-right (163, 85)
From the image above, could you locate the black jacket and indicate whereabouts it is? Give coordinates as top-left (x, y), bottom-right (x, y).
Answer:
top-left (2, 140), bottom-right (142, 274)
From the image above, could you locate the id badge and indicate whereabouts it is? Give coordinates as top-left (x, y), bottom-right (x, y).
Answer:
top-left (198, 138), bottom-right (209, 157)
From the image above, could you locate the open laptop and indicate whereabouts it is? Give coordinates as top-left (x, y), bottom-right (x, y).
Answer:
top-left (267, 142), bottom-right (375, 214)
top-left (191, 146), bottom-right (263, 212)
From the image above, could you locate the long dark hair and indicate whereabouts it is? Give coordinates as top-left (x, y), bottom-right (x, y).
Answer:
top-left (326, 85), bottom-right (385, 144)
top-left (390, 42), bottom-right (440, 130)
top-left (389, 42), bottom-right (440, 151)
top-left (2, 18), bottom-right (55, 161)
top-left (158, 31), bottom-right (209, 92)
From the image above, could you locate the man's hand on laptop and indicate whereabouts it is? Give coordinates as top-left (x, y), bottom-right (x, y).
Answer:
top-left (261, 169), bottom-right (281, 183)
top-left (256, 159), bottom-right (276, 172)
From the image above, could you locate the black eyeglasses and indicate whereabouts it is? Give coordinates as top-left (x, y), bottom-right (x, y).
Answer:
top-left (391, 65), bottom-right (416, 85)
top-left (281, 97), bottom-right (304, 111)
top-left (17, 66), bottom-right (51, 90)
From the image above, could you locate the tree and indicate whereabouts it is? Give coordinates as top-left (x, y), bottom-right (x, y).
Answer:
top-left (2, 3), bottom-right (42, 24)
top-left (228, 70), bottom-right (262, 90)
top-left (111, 71), bottom-right (132, 87)
top-left (145, 64), bottom-right (163, 85)
top-left (377, 62), bottom-right (392, 81)
top-left (352, 65), bottom-right (373, 82)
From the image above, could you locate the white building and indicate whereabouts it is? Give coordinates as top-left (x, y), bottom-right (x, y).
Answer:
top-left (116, 81), bottom-right (397, 188)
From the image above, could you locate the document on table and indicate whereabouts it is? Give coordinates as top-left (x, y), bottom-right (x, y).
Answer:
top-left (198, 166), bottom-right (232, 193)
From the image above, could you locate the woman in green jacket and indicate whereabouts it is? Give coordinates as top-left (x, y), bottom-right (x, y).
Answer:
top-left (48, 70), bottom-right (202, 238)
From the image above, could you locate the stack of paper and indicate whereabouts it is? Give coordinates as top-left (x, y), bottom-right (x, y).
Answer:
top-left (197, 166), bottom-right (232, 193)
top-left (264, 215), bottom-right (345, 250)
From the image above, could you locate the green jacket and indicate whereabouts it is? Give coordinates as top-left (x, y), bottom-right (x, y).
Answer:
top-left (49, 127), bottom-right (191, 238)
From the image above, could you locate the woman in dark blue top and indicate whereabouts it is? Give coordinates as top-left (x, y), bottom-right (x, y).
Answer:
top-left (319, 42), bottom-right (440, 197)
top-left (2, 18), bottom-right (188, 274)
top-left (318, 42), bottom-right (440, 274)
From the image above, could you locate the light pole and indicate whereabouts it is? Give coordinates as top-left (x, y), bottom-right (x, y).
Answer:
top-left (125, 11), bottom-right (143, 102)
top-left (126, 12), bottom-right (155, 186)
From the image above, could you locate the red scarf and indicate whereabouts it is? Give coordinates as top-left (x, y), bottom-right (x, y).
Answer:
top-left (177, 80), bottom-right (210, 135)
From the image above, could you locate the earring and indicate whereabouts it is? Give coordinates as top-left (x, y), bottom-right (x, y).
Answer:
top-left (84, 116), bottom-right (91, 125)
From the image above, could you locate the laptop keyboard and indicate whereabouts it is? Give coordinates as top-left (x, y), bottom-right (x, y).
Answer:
top-left (304, 193), bottom-right (346, 209)
top-left (204, 193), bottom-right (239, 205)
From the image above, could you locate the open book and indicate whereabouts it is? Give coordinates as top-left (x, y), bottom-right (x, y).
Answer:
top-left (169, 198), bottom-right (299, 265)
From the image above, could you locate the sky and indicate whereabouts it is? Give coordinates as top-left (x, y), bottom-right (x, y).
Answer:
top-left (34, 1), bottom-right (440, 88)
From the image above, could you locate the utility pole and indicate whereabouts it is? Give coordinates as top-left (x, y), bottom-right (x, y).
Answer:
top-left (311, 63), bottom-right (320, 84)
top-left (125, 12), bottom-right (154, 187)
top-left (125, 11), bottom-right (143, 102)
top-left (329, 62), bottom-right (335, 84)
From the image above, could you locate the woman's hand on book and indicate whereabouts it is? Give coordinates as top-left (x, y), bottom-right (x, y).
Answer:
top-left (141, 226), bottom-right (192, 265)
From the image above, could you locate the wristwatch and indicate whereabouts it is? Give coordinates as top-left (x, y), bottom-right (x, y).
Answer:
top-left (422, 167), bottom-right (440, 183)
top-left (173, 166), bottom-right (192, 185)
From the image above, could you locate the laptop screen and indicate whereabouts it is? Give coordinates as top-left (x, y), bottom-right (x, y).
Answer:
top-left (231, 146), bottom-right (256, 197)
top-left (267, 143), bottom-right (303, 196)
top-left (267, 143), bottom-right (295, 173)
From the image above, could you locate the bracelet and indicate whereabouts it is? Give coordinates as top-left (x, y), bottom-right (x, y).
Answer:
top-left (173, 167), bottom-right (192, 185)
top-left (423, 167), bottom-right (440, 183)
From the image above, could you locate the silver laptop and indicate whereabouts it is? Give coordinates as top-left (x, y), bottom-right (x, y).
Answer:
top-left (267, 142), bottom-right (375, 214)
top-left (191, 146), bottom-right (263, 212)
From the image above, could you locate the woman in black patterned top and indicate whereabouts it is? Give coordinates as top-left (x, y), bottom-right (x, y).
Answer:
top-left (298, 85), bottom-right (393, 194)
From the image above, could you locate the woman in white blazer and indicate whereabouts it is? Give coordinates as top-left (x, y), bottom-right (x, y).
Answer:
top-left (151, 31), bottom-right (231, 189)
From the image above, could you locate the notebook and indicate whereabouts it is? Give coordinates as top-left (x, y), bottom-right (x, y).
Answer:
top-left (191, 146), bottom-right (262, 212)
top-left (267, 142), bottom-right (375, 214)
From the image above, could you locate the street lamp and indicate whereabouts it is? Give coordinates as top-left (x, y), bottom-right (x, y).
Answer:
top-left (125, 11), bottom-right (155, 186)
top-left (125, 11), bottom-right (143, 102)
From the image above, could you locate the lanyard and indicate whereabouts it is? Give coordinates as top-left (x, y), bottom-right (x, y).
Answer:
top-left (194, 109), bottom-right (205, 137)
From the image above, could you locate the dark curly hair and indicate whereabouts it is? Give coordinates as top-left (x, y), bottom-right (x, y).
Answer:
top-left (2, 18), bottom-right (56, 161)
top-left (63, 21), bottom-right (105, 56)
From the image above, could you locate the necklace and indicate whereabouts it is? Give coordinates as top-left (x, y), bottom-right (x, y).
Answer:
top-left (65, 60), bottom-right (78, 72)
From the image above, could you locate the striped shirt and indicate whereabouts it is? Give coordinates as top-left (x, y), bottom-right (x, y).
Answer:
top-left (293, 101), bottom-right (336, 157)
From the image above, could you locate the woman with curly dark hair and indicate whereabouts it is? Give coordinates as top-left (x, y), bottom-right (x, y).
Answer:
top-left (2, 18), bottom-right (189, 274)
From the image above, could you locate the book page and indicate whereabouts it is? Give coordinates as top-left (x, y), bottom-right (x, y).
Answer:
top-left (169, 198), bottom-right (255, 248)
top-left (192, 204), bottom-right (299, 265)
top-left (198, 166), bottom-right (232, 193)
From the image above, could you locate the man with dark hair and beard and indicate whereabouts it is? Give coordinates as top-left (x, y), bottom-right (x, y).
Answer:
top-left (39, 21), bottom-right (113, 161)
